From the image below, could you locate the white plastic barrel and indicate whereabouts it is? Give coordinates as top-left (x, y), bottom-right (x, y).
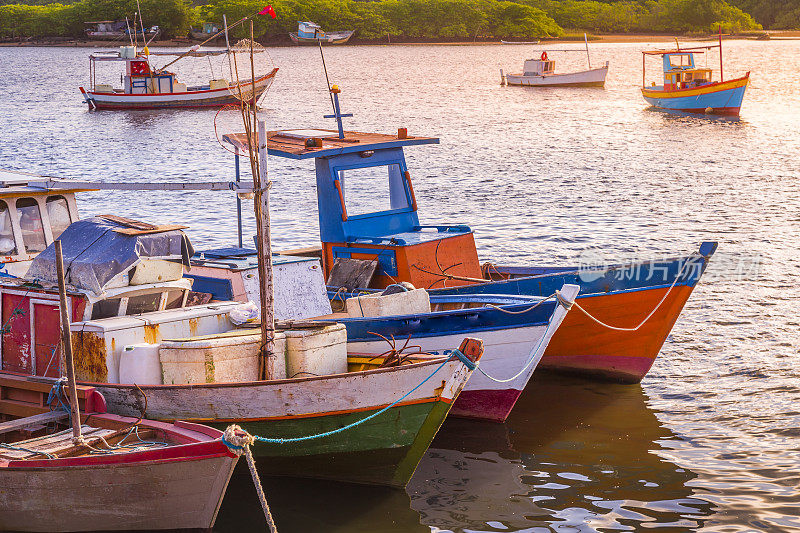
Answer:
top-left (119, 343), bottom-right (163, 385)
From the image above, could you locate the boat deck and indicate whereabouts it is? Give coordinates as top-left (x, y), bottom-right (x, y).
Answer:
top-left (0, 425), bottom-right (119, 461)
top-left (223, 129), bottom-right (439, 159)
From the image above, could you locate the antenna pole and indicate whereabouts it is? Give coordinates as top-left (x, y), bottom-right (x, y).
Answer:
top-left (317, 30), bottom-right (336, 115)
top-left (125, 16), bottom-right (134, 47)
top-left (584, 33), bottom-right (591, 69)
top-left (719, 25), bottom-right (724, 82)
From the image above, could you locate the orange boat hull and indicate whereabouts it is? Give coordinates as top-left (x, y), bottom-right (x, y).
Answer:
top-left (538, 284), bottom-right (695, 383)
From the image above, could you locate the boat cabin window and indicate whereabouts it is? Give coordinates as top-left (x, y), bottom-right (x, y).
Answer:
top-left (337, 164), bottom-right (408, 216)
top-left (0, 201), bottom-right (16, 255)
top-left (92, 298), bottom-right (122, 319)
top-left (669, 54), bottom-right (692, 68)
top-left (15, 198), bottom-right (46, 254)
top-left (46, 196), bottom-right (72, 240)
top-left (126, 292), bottom-right (162, 315)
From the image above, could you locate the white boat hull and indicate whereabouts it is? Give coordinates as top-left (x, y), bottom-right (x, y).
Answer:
top-left (505, 65), bottom-right (608, 87)
top-left (80, 69), bottom-right (277, 110)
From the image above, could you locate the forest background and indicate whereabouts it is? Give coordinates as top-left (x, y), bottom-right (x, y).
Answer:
top-left (1, 0), bottom-right (798, 42)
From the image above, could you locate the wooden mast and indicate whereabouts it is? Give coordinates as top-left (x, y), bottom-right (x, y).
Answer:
top-left (54, 240), bottom-right (82, 441)
top-left (719, 25), bottom-right (724, 82)
top-left (249, 22), bottom-right (277, 380)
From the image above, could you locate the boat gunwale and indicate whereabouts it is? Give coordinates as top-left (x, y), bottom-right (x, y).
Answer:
top-left (72, 354), bottom-right (455, 391)
top-left (82, 68), bottom-right (278, 97)
top-left (641, 72), bottom-right (749, 97)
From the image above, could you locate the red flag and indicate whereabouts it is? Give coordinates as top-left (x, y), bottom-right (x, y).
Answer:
top-left (258, 5), bottom-right (277, 18)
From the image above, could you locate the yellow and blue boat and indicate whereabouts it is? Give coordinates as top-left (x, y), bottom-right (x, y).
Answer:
top-left (641, 34), bottom-right (749, 116)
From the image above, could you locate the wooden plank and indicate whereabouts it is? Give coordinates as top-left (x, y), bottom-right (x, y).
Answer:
top-left (326, 257), bottom-right (377, 291)
top-left (0, 411), bottom-right (68, 435)
top-left (113, 224), bottom-right (188, 236)
top-left (97, 214), bottom-right (157, 230)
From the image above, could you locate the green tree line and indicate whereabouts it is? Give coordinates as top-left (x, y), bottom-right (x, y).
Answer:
top-left (0, 0), bottom-right (776, 41)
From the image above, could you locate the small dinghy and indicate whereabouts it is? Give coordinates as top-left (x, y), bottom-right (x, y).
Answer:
top-left (0, 373), bottom-right (240, 532)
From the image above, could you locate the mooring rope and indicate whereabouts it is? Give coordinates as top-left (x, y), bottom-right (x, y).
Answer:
top-left (485, 293), bottom-right (557, 315)
top-left (569, 255), bottom-right (696, 332)
top-left (222, 425), bottom-right (278, 533)
top-left (223, 351), bottom-right (474, 447)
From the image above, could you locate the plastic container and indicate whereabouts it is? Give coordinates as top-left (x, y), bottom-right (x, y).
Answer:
top-left (159, 330), bottom-right (286, 384)
top-left (346, 288), bottom-right (431, 318)
top-left (285, 323), bottom-right (347, 378)
top-left (209, 79), bottom-right (229, 90)
top-left (118, 343), bottom-right (163, 385)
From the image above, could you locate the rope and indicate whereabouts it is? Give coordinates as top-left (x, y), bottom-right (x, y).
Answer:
top-left (485, 293), bottom-right (555, 314)
top-left (223, 426), bottom-right (278, 533)
top-left (475, 315), bottom-right (553, 383)
top-left (244, 352), bottom-right (473, 445)
top-left (569, 255), bottom-right (696, 332)
top-left (47, 377), bottom-right (71, 414)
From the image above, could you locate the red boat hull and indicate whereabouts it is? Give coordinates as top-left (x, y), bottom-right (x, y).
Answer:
top-left (0, 415), bottom-right (239, 532)
top-left (538, 284), bottom-right (695, 383)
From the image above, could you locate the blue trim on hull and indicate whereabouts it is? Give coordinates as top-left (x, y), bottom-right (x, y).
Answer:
top-left (643, 84), bottom-right (747, 112)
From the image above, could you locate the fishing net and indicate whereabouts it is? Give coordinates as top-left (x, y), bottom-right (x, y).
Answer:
top-left (226, 38), bottom-right (273, 103)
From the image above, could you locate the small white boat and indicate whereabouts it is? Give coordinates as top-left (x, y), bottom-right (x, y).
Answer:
top-left (503, 55), bottom-right (608, 87)
top-left (502, 35), bottom-right (608, 87)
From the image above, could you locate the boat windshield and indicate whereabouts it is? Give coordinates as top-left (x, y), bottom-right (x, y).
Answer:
top-left (668, 54), bottom-right (693, 68)
top-left (337, 164), bottom-right (408, 217)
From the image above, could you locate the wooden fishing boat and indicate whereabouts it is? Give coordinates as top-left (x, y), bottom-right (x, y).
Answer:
top-left (502, 36), bottom-right (608, 87)
top-left (190, 252), bottom-right (578, 423)
top-left (290, 21), bottom-right (354, 45)
top-left (79, 46), bottom-right (278, 110)
top-left (0, 196), bottom-right (483, 487)
top-left (0, 373), bottom-right (239, 532)
top-left (641, 32), bottom-right (749, 115)
top-left (328, 290), bottom-right (578, 422)
top-left (221, 87), bottom-right (717, 384)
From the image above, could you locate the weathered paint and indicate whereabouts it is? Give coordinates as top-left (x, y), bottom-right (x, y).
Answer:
top-left (71, 330), bottom-right (109, 382)
top-left (0, 414), bottom-right (238, 532)
top-left (539, 285), bottom-right (695, 382)
top-left (89, 356), bottom-right (475, 487)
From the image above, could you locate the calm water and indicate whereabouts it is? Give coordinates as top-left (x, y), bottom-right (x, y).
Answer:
top-left (1, 40), bottom-right (799, 532)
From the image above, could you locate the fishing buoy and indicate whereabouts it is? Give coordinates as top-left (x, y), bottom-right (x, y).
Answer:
top-left (330, 84), bottom-right (341, 94)
top-left (143, 46), bottom-right (149, 55)
top-left (705, 107), bottom-right (713, 114)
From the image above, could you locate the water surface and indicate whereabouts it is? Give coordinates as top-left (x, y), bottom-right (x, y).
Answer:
top-left (0, 40), bottom-right (798, 532)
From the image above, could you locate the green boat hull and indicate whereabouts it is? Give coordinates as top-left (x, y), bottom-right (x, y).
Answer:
top-left (212, 399), bottom-right (453, 487)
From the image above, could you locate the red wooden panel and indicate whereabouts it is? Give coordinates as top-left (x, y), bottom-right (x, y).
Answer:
top-left (34, 303), bottom-right (61, 377)
top-left (2, 293), bottom-right (32, 374)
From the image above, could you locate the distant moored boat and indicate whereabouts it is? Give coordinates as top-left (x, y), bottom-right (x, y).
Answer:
top-left (502, 34), bottom-right (608, 87)
top-left (641, 31), bottom-right (750, 115)
top-left (290, 21), bottom-right (354, 45)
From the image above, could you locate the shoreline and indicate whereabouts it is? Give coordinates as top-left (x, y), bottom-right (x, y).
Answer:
top-left (2, 31), bottom-right (799, 48)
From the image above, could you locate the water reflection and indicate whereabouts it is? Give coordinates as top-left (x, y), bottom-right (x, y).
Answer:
top-left (216, 471), bottom-right (426, 533)
top-left (408, 373), bottom-right (715, 532)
